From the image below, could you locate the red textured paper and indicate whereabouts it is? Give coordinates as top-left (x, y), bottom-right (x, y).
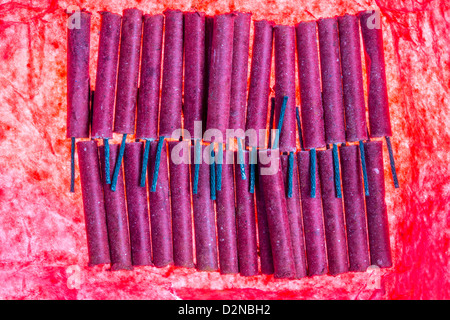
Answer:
top-left (0, 0), bottom-right (448, 300)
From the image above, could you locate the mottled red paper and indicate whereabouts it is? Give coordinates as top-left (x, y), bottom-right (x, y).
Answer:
top-left (0, 0), bottom-right (448, 300)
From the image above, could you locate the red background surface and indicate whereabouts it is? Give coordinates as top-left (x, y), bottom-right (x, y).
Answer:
top-left (0, 0), bottom-right (449, 299)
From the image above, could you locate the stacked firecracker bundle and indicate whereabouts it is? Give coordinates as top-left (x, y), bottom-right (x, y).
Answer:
top-left (67, 8), bottom-right (398, 277)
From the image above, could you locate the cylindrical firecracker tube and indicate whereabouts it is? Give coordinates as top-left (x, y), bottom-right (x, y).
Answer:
top-left (206, 14), bottom-right (235, 140)
top-left (123, 142), bottom-right (152, 266)
top-left (317, 149), bottom-right (349, 275)
top-left (148, 139), bottom-right (173, 267)
top-left (184, 12), bottom-right (206, 137)
top-left (295, 21), bottom-right (326, 149)
top-left (359, 10), bottom-right (392, 138)
top-left (234, 151), bottom-right (258, 276)
top-left (136, 14), bottom-right (164, 140)
top-left (281, 153), bottom-right (308, 278)
top-left (338, 14), bottom-right (368, 142)
top-left (114, 8), bottom-right (143, 134)
top-left (99, 144), bottom-right (133, 270)
top-left (245, 20), bottom-right (274, 145)
top-left (215, 149), bottom-right (239, 274)
top-left (202, 16), bottom-right (214, 134)
top-left (298, 151), bottom-right (328, 276)
top-left (168, 140), bottom-right (194, 268)
top-left (364, 141), bottom-right (392, 268)
top-left (159, 9), bottom-right (184, 137)
top-left (255, 172), bottom-right (274, 275)
top-left (340, 144), bottom-right (370, 271)
top-left (229, 12), bottom-right (251, 131)
top-left (190, 144), bottom-right (219, 271)
top-left (77, 140), bottom-right (110, 265)
top-left (273, 25), bottom-right (297, 152)
top-left (92, 12), bottom-right (121, 139)
top-left (259, 150), bottom-right (296, 278)
top-left (67, 10), bottom-right (91, 139)
top-left (317, 17), bottom-right (346, 144)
